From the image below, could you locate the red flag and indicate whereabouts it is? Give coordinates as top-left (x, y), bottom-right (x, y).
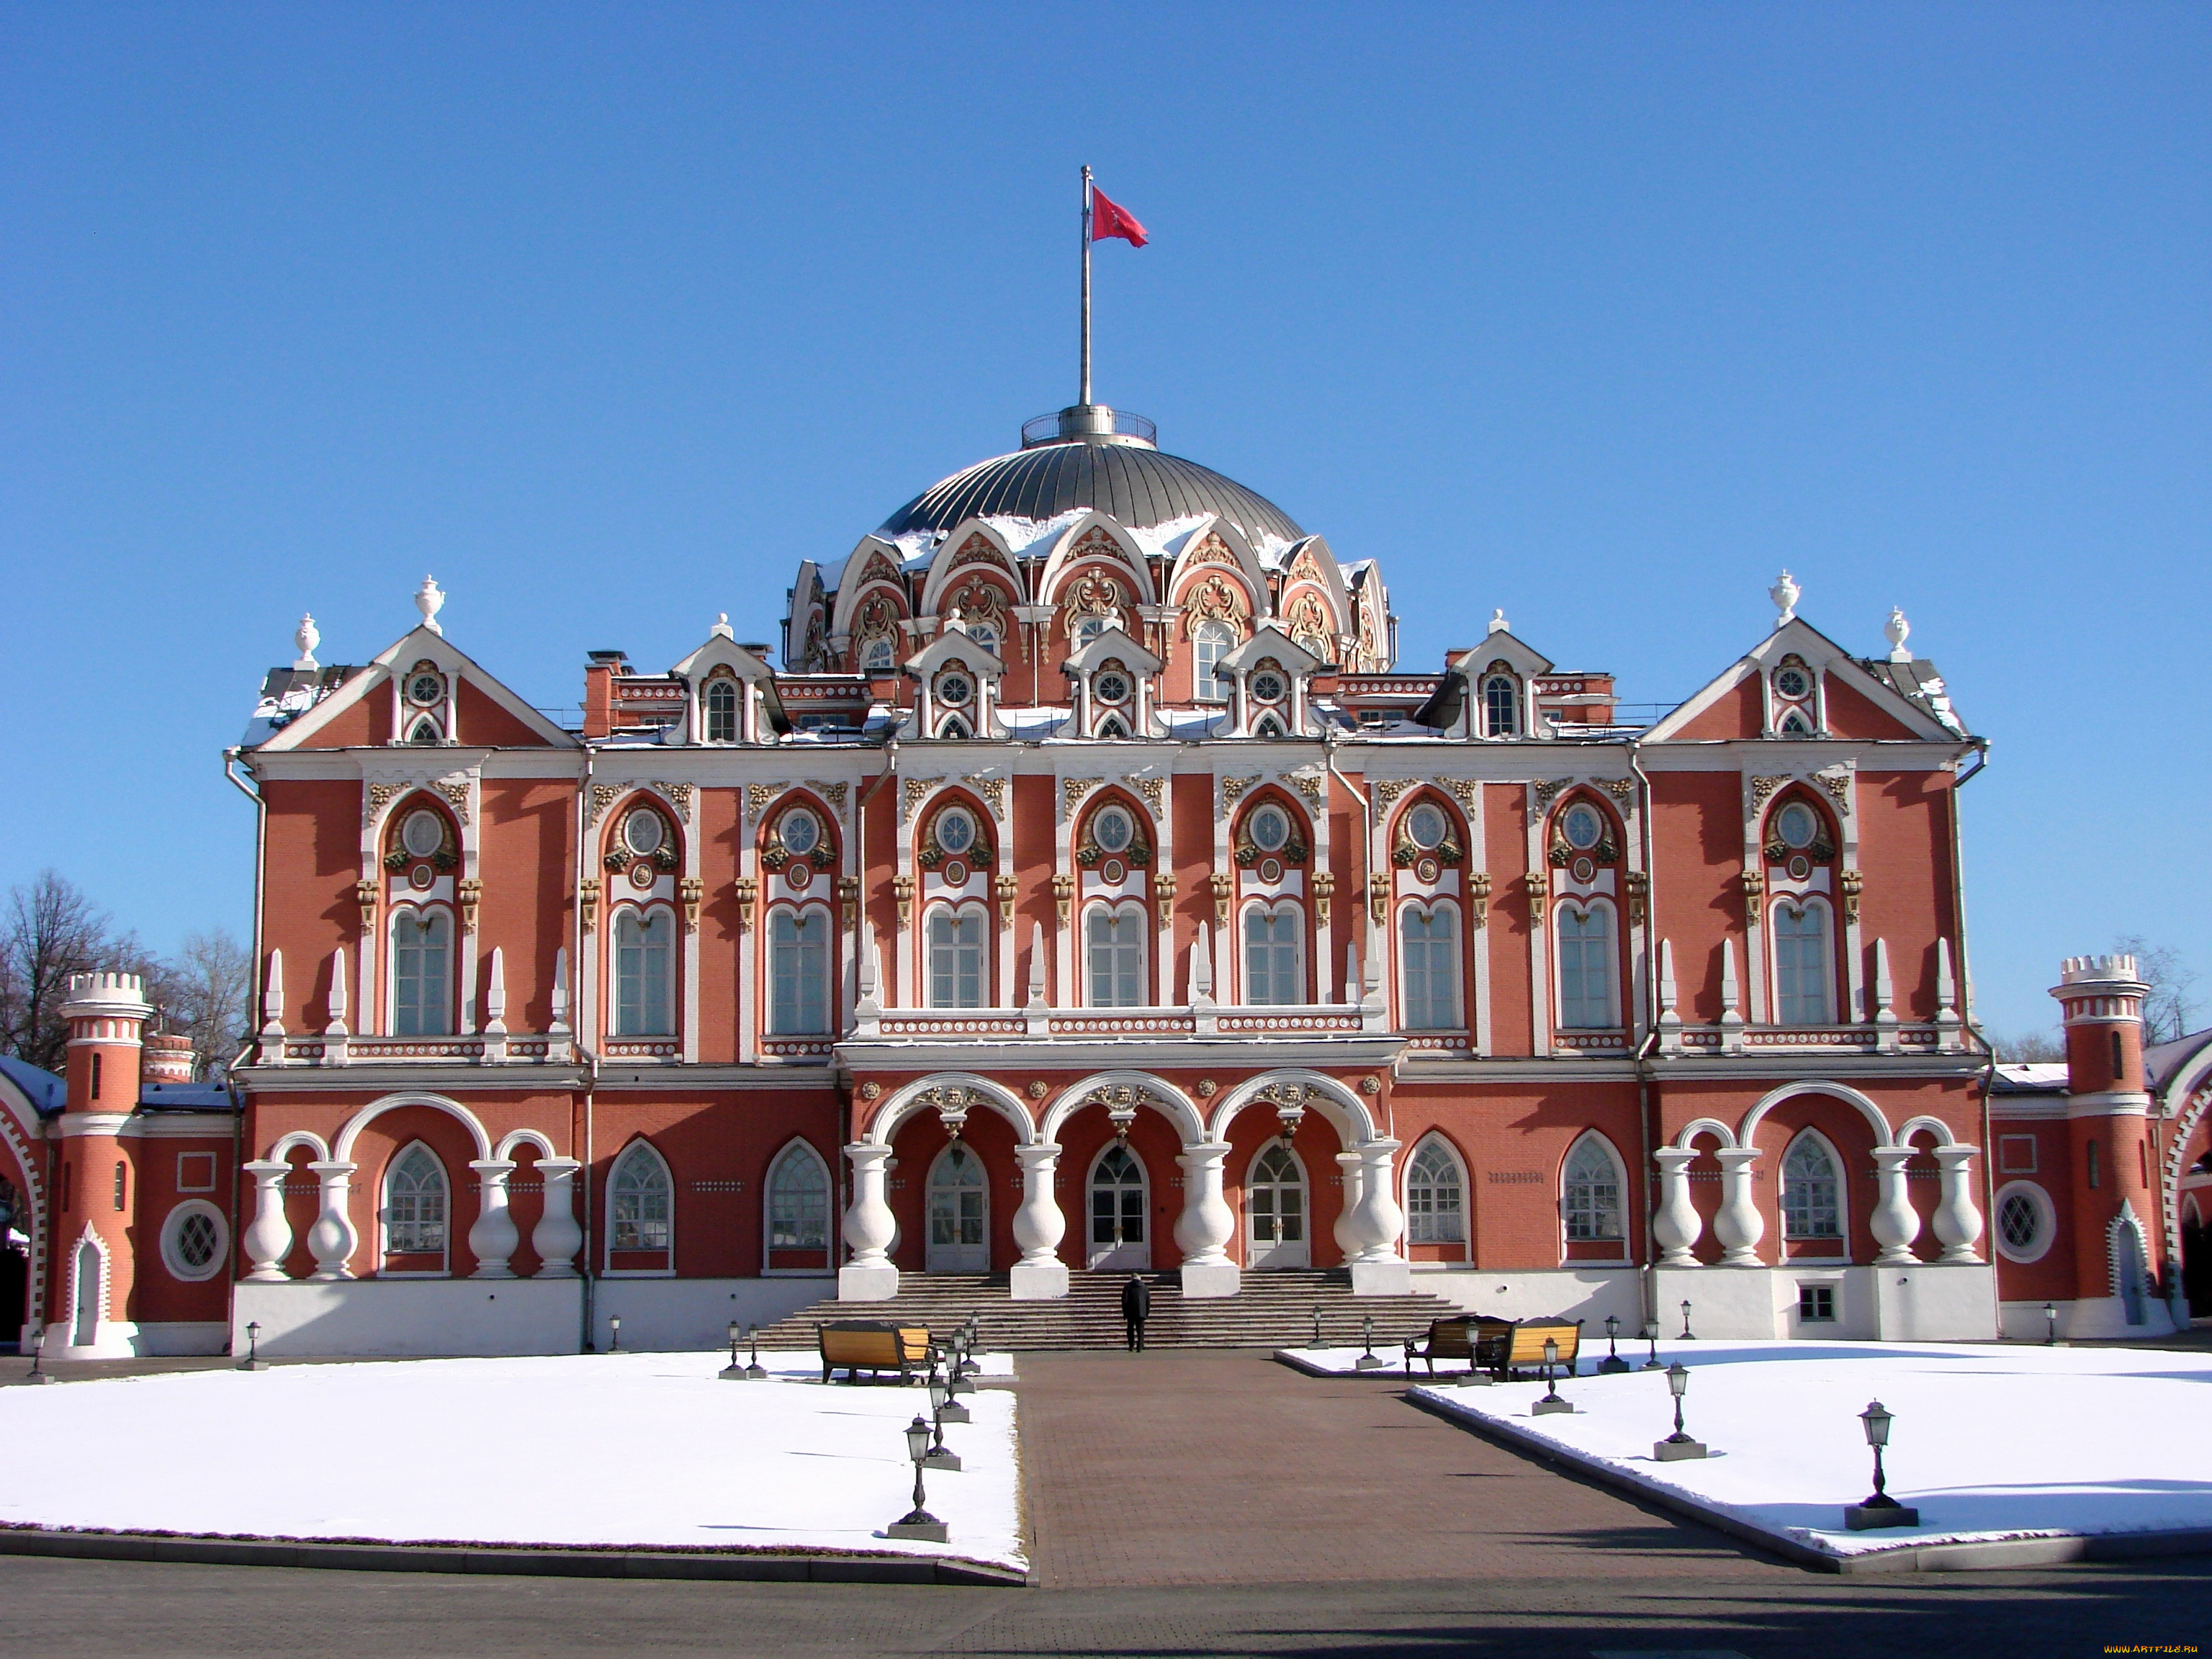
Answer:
top-left (1089, 185), bottom-right (1148, 247)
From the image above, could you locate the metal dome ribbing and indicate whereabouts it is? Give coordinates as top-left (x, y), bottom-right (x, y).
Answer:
top-left (878, 436), bottom-right (1305, 546)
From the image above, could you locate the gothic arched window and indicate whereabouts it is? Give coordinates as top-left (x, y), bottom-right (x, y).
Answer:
top-left (1406, 1138), bottom-right (1465, 1244)
top-left (1192, 620), bottom-right (1235, 701)
top-left (1782, 1133), bottom-right (1842, 1239)
top-left (703, 678), bottom-right (738, 743)
top-left (766, 1142), bottom-right (830, 1253)
top-left (1562, 1136), bottom-right (1624, 1241)
top-left (382, 1143), bottom-right (448, 1264)
top-left (609, 1141), bottom-right (673, 1256)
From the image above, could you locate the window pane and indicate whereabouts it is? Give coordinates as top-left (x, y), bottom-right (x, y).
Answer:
top-left (769, 1147), bottom-right (828, 1248)
top-left (1782, 1138), bottom-right (1841, 1238)
top-left (1557, 908), bottom-right (1613, 1029)
top-left (1563, 1141), bottom-right (1622, 1240)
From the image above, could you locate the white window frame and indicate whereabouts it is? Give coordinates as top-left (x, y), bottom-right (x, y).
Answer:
top-left (380, 1141), bottom-right (450, 1275)
top-left (763, 1139), bottom-right (832, 1270)
top-left (1781, 1128), bottom-right (1846, 1245)
top-left (1403, 1134), bottom-right (1467, 1251)
top-left (1241, 899), bottom-right (1306, 1007)
top-left (1993, 1179), bottom-right (2056, 1264)
top-left (1482, 673), bottom-right (1518, 737)
top-left (703, 677), bottom-right (739, 744)
top-left (925, 902), bottom-right (991, 1009)
top-left (1086, 1141), bottom-right (1151, 1266)
top-left (388, 904), bottom-right (454, 1037)
top-left (1397, 901), bottom-right (1463, 1032)
top-left (766, 904), bottom-right (832, 1035)
top-left (605, 1139), bottom-right (675, 1274)
top-left (1083, 900), bottom-right (1149, 1008)
top-left (1560, 1131), bottom-right (1627, 1254)
top-left (611, 904), bottom-right (678, 1037)
top-left (158, 1198), bottom-right (230, 1282)
top-left (1192, 620), bottom-right (1235, 701)
top-left (1553, 899), bottom-right (1619, 1030)
top-left (1769, 896), bottom-right (1835, 1026)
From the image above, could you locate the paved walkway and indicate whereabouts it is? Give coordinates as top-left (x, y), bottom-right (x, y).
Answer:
top-left (1010, 1349), bottom-right (1785, 1589)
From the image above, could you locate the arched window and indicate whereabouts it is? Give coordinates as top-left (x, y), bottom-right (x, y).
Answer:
top-left (1399, 905), bottom-right (1461, 1030)
top-left (938, 715), bottom-right (971, 740)
top-left (1483, 674), bottom-right (1517, 737)
top-left (860, 635), bottom-right (894, 673)
top-left (1243, 904), bottom-right (1304, 1005)
top-left (1555, 904), bottom-right (1615, 1029)
top-left (966, 624), bottom-right (999, 657)
top-left (613, 909), bottom-right (675, 1035)
top-left (1089, 1143), bottom-right (1148, 1267)
top-left (1097, 714), bottom-right (1128, 739)
top-left (1771, 902), bottom-right (1833, 1025)
top-left (609, 1142), bottom-right (673, 1256)
top-left (703, 678), bottom-right (738, 743)
top-left (1073, 614), bottom-right (1110, 649)
top-left (1781, 1133), bottom-right (1843, 1239)
top-left (926, 907), bottom-right (987, 1008)
top-left (1252, 714), bottom-right (1285, 739)
top-left (391, 909), bottom-right (451, 1036)
top-left (1084, 904), bottom-right (1146, 1008)
top-left (382, 1143), bottom-right (448, 1265)
top-left (1406, 1138), bottom-right (1465, 1244)
top-left (1247, 1144), bottom-right (1308, 1268)
top-left (768, 909), bottom-right (829, 1035)
top-left (766, 1142), bottom-right (830, 1255)
top-left (1192, 620), bottom-right (1235, 701)
top-left (408, 715), bottom-right (443, 745)
top-left (1562, 1136), bottom-right (1624, 1241)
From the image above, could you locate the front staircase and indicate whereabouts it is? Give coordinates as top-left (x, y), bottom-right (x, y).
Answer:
top-left (750, 1269), bottom-right (1460, 1354)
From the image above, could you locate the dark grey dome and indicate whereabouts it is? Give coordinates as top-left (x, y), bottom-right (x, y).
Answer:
top-left (879, 425), bottom-right (1305, 546)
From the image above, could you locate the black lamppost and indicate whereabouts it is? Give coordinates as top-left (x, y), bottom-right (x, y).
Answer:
top-left (1532, 1336), bottom-right (1575, 1415)
top-left (886, 1414), bottom-right (949, 1542)
top-left (1599, 1314), bottom-right (1629, 1374)
top-left (745, 1323), bottom-right (767, 1380)
top-left (1653, 1361), bottom-right (1707, 1460)
top-left (721, 1320), bottom-right (746, 1380)
top-left (1355, 1313), bottom-right (1385, 1371)
top-left (608, 1315), bottom-right (621, 1354)
top-left (1844, 1399), bottom-right (1919, 1530)
top-left (945, 1333), bottom-right (974, 1396)
top-left (1308, 1306), bottom-right (1325, 1350)
top-left (1640, 1318), bottom-right (1663, 1371)
top-left (932, 1356), bottom-right (972, 1424)
top-left (2044, 1301), bottom-right (2059, 1346)
top-left (1679, 1299), bottom-right (1696, 1341)
top-left (922, 1375), bottom-right (963, 1472)
top-left (238, 1321), bottom-right (262, 1372)
top-left (25, 1326), bottom-right (53, 1385)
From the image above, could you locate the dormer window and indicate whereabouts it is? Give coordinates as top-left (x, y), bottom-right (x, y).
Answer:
top-left (1094, 666), bottom-right (1132, 706)
top-left (1074, 614), bottom-right (1110, 649)
top-left (703, 678), bottom-right (738, 743)
top-left (407, 716), bottom-right (442, 745)
top-left (1250, 667), bottom-right (1287, 704)
top-left (1193, 621), bottom-right (1234, 701)
top-left (1482, 667), bottom-right (1518, 737)
top-left (862, 637), bottom-right (894, 673)
top-left (405, 670), bottom-right (444, 707)
top-left (938, 670), bottom-right (974, 709)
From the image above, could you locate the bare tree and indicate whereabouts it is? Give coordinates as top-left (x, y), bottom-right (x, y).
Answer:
top-left (1991, 1029), bottom-right (2065, 1064)
top-left (151, 929), bottom-right (252, 1079)
top-left (2113, 935), bottom-right (2201, 1045)
top-left (0, 872), bottom-right (129, 1071)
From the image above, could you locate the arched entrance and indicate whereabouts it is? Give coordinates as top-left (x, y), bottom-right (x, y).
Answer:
top-left (1246, 1145), bottom-right (1310, 1269)
top-left (926, 1144), bottom-right (989, 1273)
top-left (1087, 1144), bottom-right (1149, 1270)
top-left (0, 1175), bottom-right (24, 1349)
top-left (71, 1240), bottom-right (100, 1346)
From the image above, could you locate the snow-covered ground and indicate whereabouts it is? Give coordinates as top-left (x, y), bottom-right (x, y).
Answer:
top-left (0, 1352), bottom-right (1022, 1569)
top-left (1399, 1339), bottom-right (2212, 1558)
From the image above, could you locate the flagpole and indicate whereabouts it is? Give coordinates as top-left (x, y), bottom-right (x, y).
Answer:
top-left (1079, 164), bottom-right (1092, 408)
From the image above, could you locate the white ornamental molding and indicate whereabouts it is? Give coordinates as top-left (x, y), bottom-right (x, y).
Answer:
top-left (746, 782), bottom-right (791, 826)
top-left (1279, 770), bottom-right (1324, 809)
top-left (963, 774), bottom-right (1007, 819)
top-left (647, 781), bottom-right (694, 823)
top-left (1120, 774), bottom-right (1163, 817)
top-left (804, 780), bottom-right (850, 818)
top-left (902, 776), bottom-right (946, 825)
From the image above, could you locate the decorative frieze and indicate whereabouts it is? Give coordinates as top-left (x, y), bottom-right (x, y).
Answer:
top-left (1373, 779), bottom-right (1413, 808)
top-left (1218, 774), bottom-right (1261, 813)
top-left (588, 784), bottom-right (620, 827)
top-left (1533, 779), bottom-right (1571, 810)
top-left (965, 775), bottom-right (1007, 818)
top-left (747, 782), bottom-right (787, 819)
top-left (1062, 775), bottom-right (1105, 811)
top-left (437, 778), bottom-right (472, 824)
top-left (1819, 771), bottom-right (1853, 814)
top-left (805, 780), bottom-right (850, 817)
top-left (1601, 778), bottom-right (1635, 806)
top-left (1123, 775), bottom-right (1164, 817)
top-left (1435, 778), bottom-right (1478, 811)
top-left (902, 776), bottom-right (944, 824)
top-left (649, 781), bottom-right (693, 823)
top-left (364, 782), bottom-right (400, 826)
top-left (1282, 771), bottom-right (1325, 809)
top-left (1749, 775), bottom-right (1791, 808)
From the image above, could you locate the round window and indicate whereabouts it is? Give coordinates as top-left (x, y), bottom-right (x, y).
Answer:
top-left (1775, 666), bottom-right (1812, 701)
top-left (938, 672), bottom-right (973, 709)
top-left (405, 672), bottom-right (444, 707)
top-left (779, 810), bottom-right (820, 858)
top-left (623, 809), bottom-right (665, 858)
top-left (1250, 670), bottom-right (1287, 703)
top-left (161, 1202), bottom-right (228, 1282)
top-left (1562, 804), bottom-right (1604, 850)
top-left (1776, 803), bottom-right (1817, 850)
top-left (1093, 806), bottom-right (1134, 854)
top-left (935, 807), bottom-right (976, 855)
top-left (1250, 804), bottom-right (1291, 853)
top-left (400, 809), bottom-right (444, 859)
top-left (1406, 804), bottom-right (1447, 850)
top-left (1094, 671), bottom-right (1130, 705)
top-left (1994, 1184), bottom-right (2054, 1263)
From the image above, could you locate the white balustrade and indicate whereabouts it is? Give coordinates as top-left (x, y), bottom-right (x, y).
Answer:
top-left (1931, 1145), bottom-right (1984, 1263)
top-left (1010, 1143), bottom-right (1069, 1300)
top-left (467, 1159), bottom-right (518, 1278)
top-left (531, 1157), bottom-right (583, 1276)
top-left (240, 1159), bottom-right (294, 1281)
top-left (1712, 1148), bottom-right (1765, 1266)
top-left (1651, 1148), bottom-right (1702, 1266)
top-left (1173, 1142), bottom-right (1238, 1298)
top-left (305, 1159), bottom-right (359, 1281)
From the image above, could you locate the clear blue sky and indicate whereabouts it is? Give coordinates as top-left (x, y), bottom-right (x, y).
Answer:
top-left (4, 4), bottom-right (2206, 1040)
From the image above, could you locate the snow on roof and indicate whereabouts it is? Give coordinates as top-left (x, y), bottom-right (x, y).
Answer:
top-left (0, 1056), bottom-right (65, 1116)
top-left (140, 1081), bottom-right (235, 1112)
top-left (1990, 1061), bottom-right (2069, 1092)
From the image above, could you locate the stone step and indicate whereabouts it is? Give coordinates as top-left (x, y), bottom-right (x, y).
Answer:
top-left (751, 1269), bottom-right (1462, 1352)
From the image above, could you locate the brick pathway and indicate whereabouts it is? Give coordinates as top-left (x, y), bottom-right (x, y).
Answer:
top-left (1009, 1349), bottom-right (1794, 1590)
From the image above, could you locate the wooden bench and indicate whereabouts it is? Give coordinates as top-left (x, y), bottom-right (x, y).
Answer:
top-left (817, 1320), bottom-right (935, 1384)
top-left (1403, 1316), bottom-right (1511, 1377)
top-left (1496, 1318), bottom-right (1583, 1382)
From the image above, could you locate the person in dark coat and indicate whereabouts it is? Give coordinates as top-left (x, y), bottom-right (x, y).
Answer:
top-left (1120, 1274), bottom-right (1151, 1352)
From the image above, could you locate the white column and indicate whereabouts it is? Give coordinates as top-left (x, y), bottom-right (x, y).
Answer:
top-left (1010, 1142), bottom-right (1069, 1300)
top-left (1869, 1146), bottom-right (1921, 1264)
top-left (1173, 1141), bottom-right (1239, 1298)
top-left (305, 1159), bottom-right (359, 1281)
top-left (1712, 1148), bottom-right (1765, 1266)
top-left (531, 1156), bottom-right (583, 1277)
top-left (467, 1159), bottom-right (518, 1278)
top-left (838, 1142), bottom-right (899, 1300)
top-left (1349, 1137), bottom-right (1410, 1295)
top-left (1651, 1148), bottom-right (1702, 1267)
top-left (240, 1159), bottom-right (295, 1282)
top-left (1332, 1150), bottom-right (1364, 1264)
top-left (1931, 1144), bottom-right (1984, 1263)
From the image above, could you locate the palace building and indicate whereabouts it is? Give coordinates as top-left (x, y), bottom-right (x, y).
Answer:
top-left (1, 400), bottom-right (2200, 1357)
